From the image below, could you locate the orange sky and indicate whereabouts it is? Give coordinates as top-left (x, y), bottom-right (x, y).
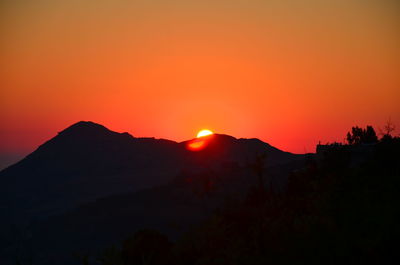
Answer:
top-left (1, 0), bottom-right (399, 167)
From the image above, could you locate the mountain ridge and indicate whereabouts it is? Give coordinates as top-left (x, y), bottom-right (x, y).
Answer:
top-left (0, 121), bottom-right (308, 265)
top-left (1, 121), bottom-right (296, 173)
top-left (0, 121), bottom-right (301, 217)
top-left (0, 120), bottom-right (302, 214)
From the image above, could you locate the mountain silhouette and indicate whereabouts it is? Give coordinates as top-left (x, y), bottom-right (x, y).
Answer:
top-left (0, 121), bottom-right (299, 218)
top-left (0, 121), bottom-right (305, 264)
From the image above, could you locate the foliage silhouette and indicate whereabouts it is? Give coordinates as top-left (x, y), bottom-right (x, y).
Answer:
top-left (90, 130), bottom-right (400, 265)
top-left (346, 125), bottom-right (378, 145)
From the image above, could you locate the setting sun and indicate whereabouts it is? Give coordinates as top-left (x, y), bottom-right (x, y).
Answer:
top-left (197, 129), bottom-right (213, 138)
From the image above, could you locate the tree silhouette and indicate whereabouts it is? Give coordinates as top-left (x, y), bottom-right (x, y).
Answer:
top-left (346, 125), bottom-right (378, 145)
top-left (346, 132), bottom-right (354, 145)
top-left (363, 125), bottom-right (378, 143)
top-left (349, 126), bottom-right (363, 144)
top-left (380, 118), bottom-right (396, 141)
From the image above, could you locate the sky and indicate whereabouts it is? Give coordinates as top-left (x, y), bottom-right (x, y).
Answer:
top-left (1, 0), bottom-right (399, 169)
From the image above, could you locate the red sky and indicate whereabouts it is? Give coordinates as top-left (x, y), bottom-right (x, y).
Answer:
top-left (1, 0), bottom-right (399, 168)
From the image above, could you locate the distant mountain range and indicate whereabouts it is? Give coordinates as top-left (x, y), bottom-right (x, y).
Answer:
top-left (0, 121), bottom-right (306, 265)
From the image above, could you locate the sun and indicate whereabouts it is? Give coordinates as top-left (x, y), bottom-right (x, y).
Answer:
top-left (197, 129), bottom-right (213, 138)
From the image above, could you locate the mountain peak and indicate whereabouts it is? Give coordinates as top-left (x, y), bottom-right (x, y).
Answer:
top-left (62, 121), bottom-right (108, 132)
top-left (56, 121), bottom-right (133, 140)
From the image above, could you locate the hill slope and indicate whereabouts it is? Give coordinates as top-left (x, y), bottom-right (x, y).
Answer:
top-left (0, 121), bottom-right (304, 264)
top-left (0, 121), bottom-right (299, 221)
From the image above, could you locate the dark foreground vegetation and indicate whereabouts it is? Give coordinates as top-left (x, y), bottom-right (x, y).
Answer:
top-left (80, 126), bottom-right (400, 265)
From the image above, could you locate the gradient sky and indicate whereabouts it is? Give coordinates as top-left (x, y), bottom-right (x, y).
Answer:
top-left (1, 0), bottom-right (399, 168)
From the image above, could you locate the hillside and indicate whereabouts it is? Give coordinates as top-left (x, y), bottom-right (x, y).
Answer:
top-left (0, 121), bottom-right (304, 264)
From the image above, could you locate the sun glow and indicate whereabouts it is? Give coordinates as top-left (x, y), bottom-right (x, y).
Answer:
top-left (197, 129), bottom-right (213, 138)
top-left (187, 139), bottom-right (206, 151)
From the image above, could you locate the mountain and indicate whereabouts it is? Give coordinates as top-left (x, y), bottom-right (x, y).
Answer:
top-left (0, 122), bottom-right (182, 225)
top-left (0, 121), bottom-right (305, 264)
top-left (0, 121), bottom-right (299, 220)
